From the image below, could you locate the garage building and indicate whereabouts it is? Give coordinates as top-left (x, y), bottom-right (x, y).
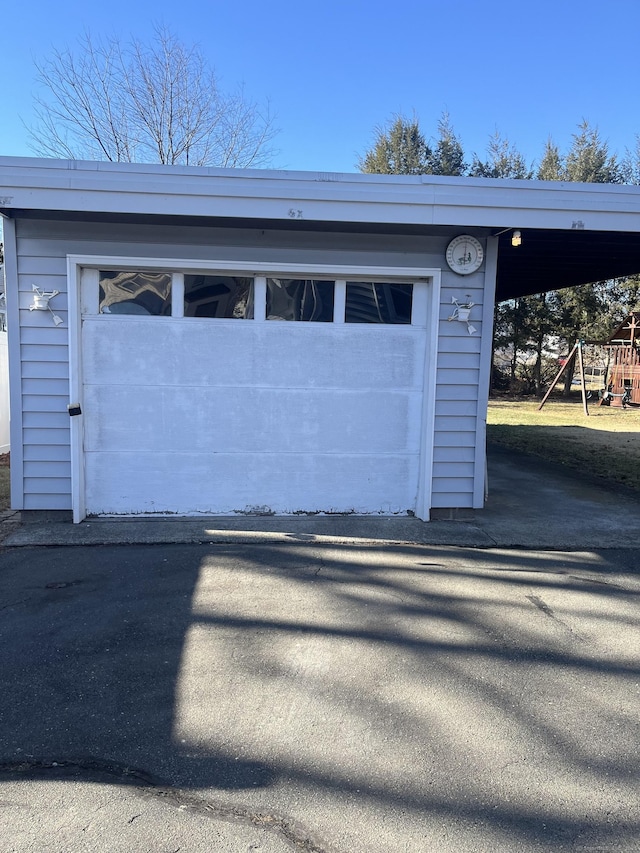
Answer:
top-left (2, 157), bottom-right (640, 522)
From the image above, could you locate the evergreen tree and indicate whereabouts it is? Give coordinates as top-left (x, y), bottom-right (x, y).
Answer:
top-left (492, 292), bottom-right (558, 394)
top-left (564, 120), bottom-right (621, 183)
top-left (537, 138), bottom-right (564, 180)
top-left (427, 112), bottom-right (466, 176)
top-left (493, 298), bottom-right (534, 386)
top-left (549, 123), bottom-right (623, 391)
top-left (358, 115), bottom-right (431, 175)
top-left (605, 276), bottom-right (640, 319)
top-left (505, 123), bottom-right (627, 396)
top-left (469, 130), bottom-right (533, 179)
top-left (621, 135), bottom-right (640, 184)
top-left (528, 293), bottom-right (557, 394)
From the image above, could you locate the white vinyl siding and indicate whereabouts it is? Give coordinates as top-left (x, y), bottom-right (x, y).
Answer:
top-left (13, 218), bottom-right (489, 514)
top-left (15, 238), bottom-right (70, 508)
top-left (430, 278), bottom-right (486, 508)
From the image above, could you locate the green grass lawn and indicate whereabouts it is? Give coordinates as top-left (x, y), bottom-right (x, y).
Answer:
top-left (487, 397), bottom-right (640, 491)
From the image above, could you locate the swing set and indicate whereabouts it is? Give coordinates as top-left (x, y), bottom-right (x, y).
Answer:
top-left (538, 313), bottom-right (640, 415)
top-left (538, 339), bottom-right (593, 416)
top-left (603, 313), bottom-right (640, 409)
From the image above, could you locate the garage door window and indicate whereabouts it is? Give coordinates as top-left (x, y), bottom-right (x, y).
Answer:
top-left (99, 271), bottom-right (172, 315)
top-left (345, 282), bottom-right (412, 324)
top-left (184, 275), bottom-right (254, 319)
top-left (89, 269), bottom-right (419, 326)
top-left (266, 279), bottom-right (334, 322)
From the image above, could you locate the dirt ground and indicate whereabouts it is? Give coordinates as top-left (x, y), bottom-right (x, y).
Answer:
top-left (0, 454), bottom-right (10, 512)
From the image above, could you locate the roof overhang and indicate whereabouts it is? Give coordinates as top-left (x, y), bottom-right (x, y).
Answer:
top-left (2, 156), bottom-right (640, 301)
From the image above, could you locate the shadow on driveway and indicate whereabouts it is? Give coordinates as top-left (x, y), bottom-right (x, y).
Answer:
top-left (1, 541), bottom-right (639, 851)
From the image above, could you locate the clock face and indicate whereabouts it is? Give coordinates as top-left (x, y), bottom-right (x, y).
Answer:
top-left (446, 235), bottom-right (484, 275)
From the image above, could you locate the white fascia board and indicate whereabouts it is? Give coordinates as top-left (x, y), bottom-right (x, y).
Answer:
top-left (430, 182), bottom-right (640, 230)
top-left (432, 204), bottom-right (640, 232)
top-left (1, 186), bottom-right (437, 227)
top-left (0, 156), bottom-right (433, 212)
top-left (2, 156), bottom-right (640, 232)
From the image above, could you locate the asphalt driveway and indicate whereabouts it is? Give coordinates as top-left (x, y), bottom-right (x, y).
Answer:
top-left (0, 540), bottom-right (638, 852)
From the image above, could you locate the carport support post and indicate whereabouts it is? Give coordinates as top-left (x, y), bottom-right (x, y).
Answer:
top-left (538, 339), bottom-right (589, 415)
top-left (576, 338), bottom-right (589, 416)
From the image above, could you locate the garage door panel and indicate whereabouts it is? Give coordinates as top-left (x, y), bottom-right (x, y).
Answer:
top-left (81, 277), bottom-right (430, 517)
top-left (83, 384), bottom-right (423, 455)
top-left (84, 319), bottom-right (254, 388)
top-left (83, 319), bottom-right (425, 390)
top-left (85, 451), bottom-right (418, 516)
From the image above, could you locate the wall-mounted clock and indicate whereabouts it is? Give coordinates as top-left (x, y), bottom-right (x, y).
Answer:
top-left (445, 235), bottom-right (484, 275)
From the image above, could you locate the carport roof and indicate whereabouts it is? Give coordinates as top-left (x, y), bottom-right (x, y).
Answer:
top-left (493, 227), bottom-right (640, 300)
top-left (2, 156), bottom-right (640, 301)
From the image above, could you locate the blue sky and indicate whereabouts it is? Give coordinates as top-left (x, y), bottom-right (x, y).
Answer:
top-left (2, 0), bottom-right (640, 174)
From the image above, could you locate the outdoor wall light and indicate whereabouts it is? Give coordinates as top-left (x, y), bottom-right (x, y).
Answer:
top-left (29, 284), bottom-right (64, 326)
top-left (511, 230), bottom-right (522, 247)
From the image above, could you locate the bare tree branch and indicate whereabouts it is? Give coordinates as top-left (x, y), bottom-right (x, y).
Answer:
top-left (27, 27), bottom-right (278, 168)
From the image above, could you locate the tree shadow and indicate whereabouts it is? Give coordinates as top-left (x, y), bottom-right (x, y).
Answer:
top-left (0, 541), bottom-right (638, 850)
top-left (487, 429), bottom-right (640, 496)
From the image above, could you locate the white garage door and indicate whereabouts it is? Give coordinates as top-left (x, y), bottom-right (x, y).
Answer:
top-left (77, 265), bottom-right (434, 518)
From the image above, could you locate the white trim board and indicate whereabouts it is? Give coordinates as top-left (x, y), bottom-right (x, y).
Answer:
top-left (67, 255), bottom-right (436, 280)
top-left (4, 218), bottom-right (22, 508)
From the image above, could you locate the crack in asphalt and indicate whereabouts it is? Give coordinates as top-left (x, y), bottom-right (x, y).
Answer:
top-left (526, 594), bottom-right (586, 642)
top-left (149, 786), bottom-right (337, 852)
top-left (526, 594), bottom-right (555, 618)
top-left (0, 598), bottom-right (30, 612)
top-left (0, 758), bottom-right (340, 853)
top-left (568, 574), bottom-right (630, 592)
